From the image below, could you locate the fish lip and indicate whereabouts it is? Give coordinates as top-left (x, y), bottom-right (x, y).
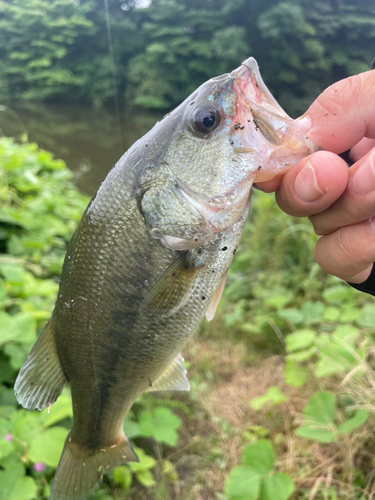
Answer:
top-left (232, 57), bottom-right (289, 117)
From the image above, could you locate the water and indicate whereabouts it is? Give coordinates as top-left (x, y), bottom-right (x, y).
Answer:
top-left (0, 102), bottom-right (163, 195)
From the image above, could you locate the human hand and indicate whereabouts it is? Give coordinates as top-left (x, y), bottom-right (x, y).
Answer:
top-left (256, 69), bottom-right (375, 285)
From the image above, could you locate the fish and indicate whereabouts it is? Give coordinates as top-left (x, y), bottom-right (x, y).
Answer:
top-left (14, 57), bottom-right (316, 500)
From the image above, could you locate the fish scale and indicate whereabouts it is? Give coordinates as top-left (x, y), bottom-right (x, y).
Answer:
top-left (14, 57), bottom-right (316, 500)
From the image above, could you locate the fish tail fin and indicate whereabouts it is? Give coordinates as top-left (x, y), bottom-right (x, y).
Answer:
top-left (50, 432), bottom-right (139, 500)
top-left (14, 319), bottom-right (67, 410)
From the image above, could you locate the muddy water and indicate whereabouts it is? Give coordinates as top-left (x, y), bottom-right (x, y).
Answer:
top-left (0, 103), bottom-right (163, 195)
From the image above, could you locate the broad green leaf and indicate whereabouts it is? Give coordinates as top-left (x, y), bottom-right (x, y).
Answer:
top-left (0, 313), bottom-right (17, 345)
top-left (323, 307), bottom-right (340, 322)
top-left (300, 301), bottom-right (325, 323)
top-left (0, 455), bottom-right (25, 500)
top-left (28, 426), bottom-right (69, 467)
top-left (265, 291), bottom-right (293, 311)
top-left (0, 264), bottom-right (24, 284)
top-left (276, 308), bottom-right (304, 325)
top-left (128, 447), bottom-right (155, 473)
top-left (303, 392), bottom-right (336, 425)
top-left (0, 386), bottom-right (17, 407)
top-left (138, 407), bottom-right (181, 446)
top-left (9, 477), bottom-right (38, 500)
top-left (250, 387), bottom-right (289, 411)
top-left (12, 313), bottom-right (37, 344)
top-left (135, 470), bottom-right (156, 488)
top-left (13, 412), bottom-right (44, 446)
top-left (295, 426), bottom-right (335, 443)
top-left (41, 390), bottom-right (72, 427)
top-left (260, 472), bottom-right (294, 500)
top-left (287, 347), bottom-right (315, 363)
top-left (356, 304), bottom-right (375, 328)
top-left (284, 359), bottom-right (306, 388)
top-left (112, 465), bottom-right (133, 490)
top-left (0, 438), bottom-right (13, 460)
top-left (323, 285), bottom-right (352, 304)
top-left (242, 440), bottom-right (274, 474)
top-left (338, 409), bottom-right (368, 434)
top-left (123, 414), bottom-right (141, 439)
top-left (224, 466), bottom-right (260, 500)
top-left (285, 329), bottom-right (316, 352)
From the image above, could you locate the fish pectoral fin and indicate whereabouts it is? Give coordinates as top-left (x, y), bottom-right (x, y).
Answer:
top-left (139, 251), bottom-right (202, 317)
top-left (14, 319), bottom-right (67, 411)
top-left (205, 271), bottom-right (228, 321)
top-left (147, 353), bottom-right (190, 392)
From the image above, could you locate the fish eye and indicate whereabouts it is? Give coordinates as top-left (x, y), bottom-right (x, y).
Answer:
top-left (193, 107), bottom-right (221, 135)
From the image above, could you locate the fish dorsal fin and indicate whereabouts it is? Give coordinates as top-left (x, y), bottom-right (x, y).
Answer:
top-left (147, 353), bottom-right (190, 392)
top-left (139, 251), bottom-right (202, 317)
top-left (205, 271), bottom-right (227, 321)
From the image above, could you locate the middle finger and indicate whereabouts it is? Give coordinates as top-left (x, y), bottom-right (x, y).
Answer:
top-left (310, 147), bottom-right (375, 235)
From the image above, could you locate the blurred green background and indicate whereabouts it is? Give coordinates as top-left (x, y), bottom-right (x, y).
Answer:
top-left (1, 1), bottom-right (375, 500)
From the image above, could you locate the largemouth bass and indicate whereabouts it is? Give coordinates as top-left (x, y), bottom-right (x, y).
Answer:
top-left (14, 58), bottom-right (315, 500)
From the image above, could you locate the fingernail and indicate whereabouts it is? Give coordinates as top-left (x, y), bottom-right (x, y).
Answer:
top-left (296, 115), bottom-right (311, 134)
top-left (294, 161), bottom-right (325, 202)
top-left (369, 216), bottom-right (375, 233)
top-left (352, 151), bottom-right (375, 194)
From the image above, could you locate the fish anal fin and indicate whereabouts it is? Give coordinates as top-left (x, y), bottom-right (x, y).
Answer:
top-left (140, 251), bottom-right (202, 317)
top-left (50, 432), bottom-right (138, 500)
top-left (205, 271), bottom-right (228, 321)
top-left (14, 319), bottom-right (67, 411)
top-left (147, 353), bottom-right (190, 392)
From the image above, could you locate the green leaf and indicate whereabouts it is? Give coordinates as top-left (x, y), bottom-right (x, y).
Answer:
top-left (242, 440), bottom-right (274, 474)
top-left (250, 387), bottom-right (289, 411)
top-left (112, 465), bottom-right (133, 491)
top-left (265, 291), bottom-right (293, 311)
top-left (285, 329), bottom-right (316, 352)
top-left (0, 455), bottom-right (25, 500)
top-left (295, 426), bottom-right (335, 443)
top-left (260, 472), bottom-right (294, 500)
top-left (284, 359), bottom-right (306, 388)
top-left (123, 414), bottom-right (141, 439)
top-left (0, 313), bottom-right (17, 346)
top-left (128, 447), bottom-right (155, 473)
top-left (323, 285), bottom-right (353, 304)
top-left (135, 470), bottom-right (156, 488)
top-left (0, 437), bottom-right (13, 460)
top-left (323, 306), bottom-right (340, 322)
top-left (9, 477), bottom-right (38, 500)
top-left (356, 304), bottom-right (375, 328)
top-left (276, 308), bottom-right (304, 325)
top-left (303, 392), bottom-right (336, 425)
top-left (138, 407), bottom-right (181, 447)
top-left (224, 466), bottom-right (261, 500)
top-left (41, 390), bottom-right (72, 427)
top-left (338, 409), bottom-right (368, 434)
top-left (28, 426), bottom-right (69, 467)
top-left (0, 264), bottom-right (24, 284)
top-left (300, 301), bottom-right (325, 323)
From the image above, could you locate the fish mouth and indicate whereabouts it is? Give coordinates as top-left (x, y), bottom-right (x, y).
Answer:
top-left (230, 57), bottom-right (317, 181)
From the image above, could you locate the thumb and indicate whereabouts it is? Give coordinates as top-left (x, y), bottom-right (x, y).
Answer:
top-left (297, 70), bottom-right (375, 154)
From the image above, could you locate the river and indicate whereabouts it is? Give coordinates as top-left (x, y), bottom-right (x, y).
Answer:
top-left (0, 102), bottom-right (163, 196)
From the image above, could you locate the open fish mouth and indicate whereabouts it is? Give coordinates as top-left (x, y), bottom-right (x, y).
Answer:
top-left (230, 57), bottom-right (317, 182)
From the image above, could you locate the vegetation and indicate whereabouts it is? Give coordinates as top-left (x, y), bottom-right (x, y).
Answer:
top-left (2, 138), bottom-right (375, 499)
top-left (0, 0), bottom-right (374, 114)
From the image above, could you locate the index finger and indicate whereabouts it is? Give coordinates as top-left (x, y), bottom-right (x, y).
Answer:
top-left (298, 70), bottom-right (375, 153)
